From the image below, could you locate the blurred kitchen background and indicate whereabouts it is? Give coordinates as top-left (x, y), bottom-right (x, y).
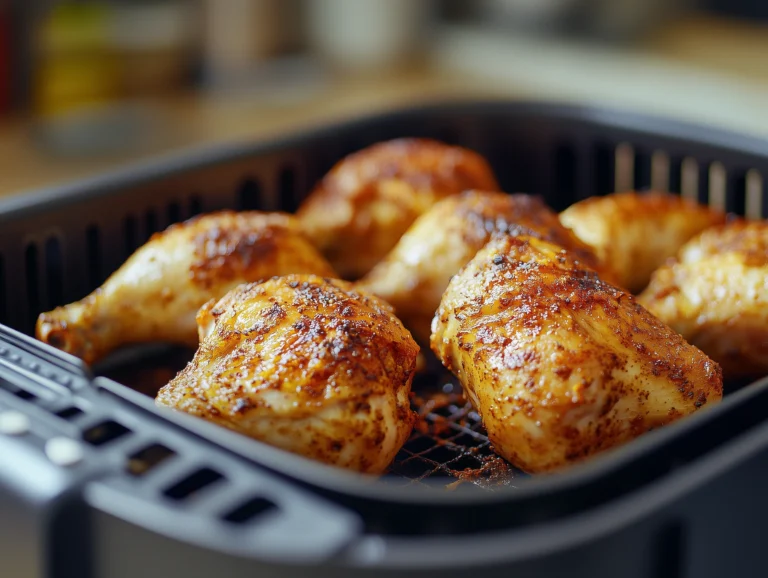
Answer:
top-left (1, 0), bottom-right (768, 197)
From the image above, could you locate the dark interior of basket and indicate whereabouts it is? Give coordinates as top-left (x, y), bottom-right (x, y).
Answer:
top-left (0, 104), bottom-right (765, 491)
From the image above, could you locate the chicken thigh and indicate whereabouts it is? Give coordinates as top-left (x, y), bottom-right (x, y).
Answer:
top-left (358, 190), bottom-right (610, 344)
top-left (639, 220), bottom-right (768, 380)
top-left (560, 191), bottom-right (726, 293)
top-left (297, 138), bottom-right (499, 279)
top-left (431, 233), bottom-right (723, 474)
top-left (156, 275), bottom-right (419, 474)
top-left (37, 211), bottom-right (335, 365)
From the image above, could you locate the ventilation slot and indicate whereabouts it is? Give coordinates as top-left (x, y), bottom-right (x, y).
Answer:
top-left (82, 419), bottom-right (131, 447)
top-left (25, 243), bottom-right (40, 330)
top-left (124, 216), bottom-right (139, 258)
top-left (745, 170), bottom-right (764, 219)
top-left (85, 225), bottom-right (102, 288)
top-left (237, 178), bottom-right (261, 211)
top-left (164, 467), bottom-right (224, 501)
top-left (279, 166), bottom-right (298, 212)
top-left (680, 157), bottom-right (700, 202)
top-left (652, 521), bottom-right (686, 578)
top-left (189, 195), bottom-right (203, 217)
top-left (310, 150), bottom-right (338, 188)
top-left (728, 172), bottom-right (748, 216)
top-left (222, 496), bottom-right (276, 524)
top-left (554, 144), bottom-right (576, 199)
top-left (14, 388), bottom-right (37, 402)
top-left (55, 406), bottom-right (84, 421)
top-left (1, 377), bottom-right (42, 403)
top-left (166, 202), bottom-right (182, 226)
top-left (144, 209), bottom-right (159, 242)
top-left (614, 143), bottom-right (635, 192)
top-left (593, 143), bottom-right (614, 196)
top-left (44, 237), bottom-right (64, 310)
top-left (668, 156), bottom-right (683, 194)
top-left (0, 253), bottom-right (6, 325)
top-left (127, 443), bottom-right (176, 477)
top-left (632, 150), bottom-right (651, 190)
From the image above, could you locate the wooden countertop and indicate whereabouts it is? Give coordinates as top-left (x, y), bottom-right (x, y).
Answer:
top-left (0, 69), bottom-right (512, 199)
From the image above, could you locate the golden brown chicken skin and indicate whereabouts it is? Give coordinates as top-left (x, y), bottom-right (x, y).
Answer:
top-left (358, 190), bottom-right (611, 344)
top-left (37, 211), bottom-right (335, 365)
top-left (431, 233), bottom-right (723, 474)
top-left (156, 275), bottom-right (419, 475)
top-left (559, 191), bottom-right (726, 293)
top-left (639, 219), bottom-right (768, 380)
top-left (297, 138), bottom-right (499, 279)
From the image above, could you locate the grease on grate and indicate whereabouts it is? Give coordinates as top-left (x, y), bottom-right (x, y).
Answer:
top-left (386, 375), bottom-right (523, 491)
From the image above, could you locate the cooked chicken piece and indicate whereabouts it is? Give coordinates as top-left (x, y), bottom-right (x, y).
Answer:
top-left (297, 138), bottom-right (499, 279)
top-left (36, 211), bottom-right (335, 365)
top-left (431, 233), bottom-right (723, 474)
top-left (559, 191), bottom-right (726, 293)
top-left (358, 190), bottom-right (611, 344)
top-left (156, 275), bottom-right (418, 474)
top-left (639, 220), bottom-right (768, 380)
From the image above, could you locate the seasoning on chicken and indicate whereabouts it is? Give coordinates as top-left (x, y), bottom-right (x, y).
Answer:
top-left (297, 138), bottom-right (499, 279)
top-left (358, 190), bottom-right (611, 344)
top-left (36, 211), bottom-right (335, 365)
top-left (639, 219), bottom-right (768, 380)
top-left (156, 275), bottom-right (419, 474)
top-left (559, 191), bottom-right (726, 293)
top-left (431, 233), bottom-right (723, 474)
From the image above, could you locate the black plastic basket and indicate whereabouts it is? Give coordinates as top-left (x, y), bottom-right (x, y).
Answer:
top-left (1, 100), bottom-right (768, 578)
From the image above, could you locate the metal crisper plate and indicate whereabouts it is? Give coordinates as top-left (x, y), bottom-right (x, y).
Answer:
top-left (390, 376), bottom-right (522, 490)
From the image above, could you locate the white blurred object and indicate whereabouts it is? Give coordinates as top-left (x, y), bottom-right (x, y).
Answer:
top-left (305, 0), bottom-right (433, 71)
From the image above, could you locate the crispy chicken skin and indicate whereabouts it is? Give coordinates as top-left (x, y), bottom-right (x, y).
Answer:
top-left (297, 138), bottom-right (499, 279)
top-left (156, 275), bottom-right (419, 474)
top-left (36, 211), bottom-right (335, 365)
top-left (639, 220), bottom-right (768, 379)
top-left (431, 233), bottom-right (723, 474)
top-left (559, 191), bottom-right (726, 293)
top-left (358, 190), bottom-right (611, 344)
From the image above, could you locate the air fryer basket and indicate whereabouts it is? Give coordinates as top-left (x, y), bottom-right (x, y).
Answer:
top-left (2, 101), bottom-right (768, 578)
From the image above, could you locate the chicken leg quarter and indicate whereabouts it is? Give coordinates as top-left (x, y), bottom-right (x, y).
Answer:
top-left (36, 211), bottom-right (336, 365)
top-left (559, 191), bottom-right (725, 293)
top-left (639, 219), bottom-right (768, 380)
top-left (297, 138), bottom-right (499, 279)
top-left (358, 190), bottom-right (610, 344)
top-left (431, 233), bottom-right (723, 473)
top-left (156, 275), bottom-right (419, 474)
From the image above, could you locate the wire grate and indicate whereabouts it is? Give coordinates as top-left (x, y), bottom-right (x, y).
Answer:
top-left (100, 347), bottom-right (524, 490)
top-left (385, 377), bottom-right (523, 491)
